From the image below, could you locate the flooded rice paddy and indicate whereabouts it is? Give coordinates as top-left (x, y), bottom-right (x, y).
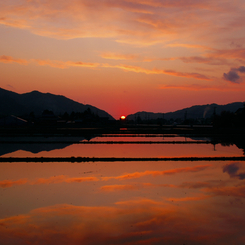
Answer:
top-left (0, 134), bottom-right (245, 244)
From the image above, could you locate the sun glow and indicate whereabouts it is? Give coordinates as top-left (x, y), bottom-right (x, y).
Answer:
top-left (120, 115), bottom-right (126, 120)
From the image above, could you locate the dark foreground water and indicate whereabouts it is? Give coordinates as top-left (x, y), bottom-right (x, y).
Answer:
top-left (0, 135), bottom-right (245, 245)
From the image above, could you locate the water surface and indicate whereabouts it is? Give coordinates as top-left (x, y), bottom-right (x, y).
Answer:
top-left (0, 136), bottom-right (245, 244)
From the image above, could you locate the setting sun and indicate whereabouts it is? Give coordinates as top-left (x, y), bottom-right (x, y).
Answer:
top-left (120, 115), bottom-right (126, 120)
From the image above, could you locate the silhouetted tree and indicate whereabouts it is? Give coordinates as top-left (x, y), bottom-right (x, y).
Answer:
top-left (42, 110), bottom-right (54, 116)
top-left (136, 115), bottom-right (142, 124)
top-left (63, 112), bottom-right (69, 120)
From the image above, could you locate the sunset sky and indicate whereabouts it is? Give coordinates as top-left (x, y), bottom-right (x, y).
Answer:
top-left (1, 0), bottom-right (245, 119)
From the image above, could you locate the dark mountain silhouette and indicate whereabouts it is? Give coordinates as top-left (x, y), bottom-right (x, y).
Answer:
top-left (127, 102), bottom-right (245, 121)
top-left (0, 88), bottom-right (114, 120)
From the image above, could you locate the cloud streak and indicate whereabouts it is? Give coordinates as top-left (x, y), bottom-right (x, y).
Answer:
top-left (0, 55), bottom-right (28, 64)
top-left (100, 183), bottom-right (175, 192)
top-left (152, 48), bottom-right (245, 68)
top-left (166, 194), bottom-right (209, 202)
top-left (100, 53), bottom-right (139, 60)
top-left (33, 59), bottom-right (100, 69)
top-left (100, 184), bottom-right (139, 192)
top-left (102, 64), bottom-right (211, 80)
top-left (102, 164), bottom-right (211, 181)
top-left (0, 54), bottom-right (210, 80)
top-left (0, 175), bottom-right (99, 188)
top-left (0, 179), bottom-right (28, 188)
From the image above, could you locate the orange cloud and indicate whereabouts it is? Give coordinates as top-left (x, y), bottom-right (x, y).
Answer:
top-left (67, 61), bottom-right (100, 68)
top-left (0, 56), bottom-right (100, 69)
top-left (100, 184), bottom-right (139, 192)
top-left (0, 179), bottom-right (28, 188)
top-left (100, 52), bottom-right (139, 60)
top-left (0, 55), bottom-right (28, 64)
top-left (65, 176), bottom-right (99, 183)
top-left (1, 54), bottom-right (211, 80)
top-left (100, 183), bottom-right (176, 192)
top-left (106, 64), bottom-right (155, 74)
top-left (102, 64), bottom-right (211, 80)
top-left (0, 175), bottom-right (99, 188)
top-left (0, 0), bottom-right (242, 46)
top-left (166, 194), bottom-right (209, 202)
top-left (32, 175), bottom-right (99, 185)
top-left (102, 164), bottom-right (211, 181)
top-left (33, 59), bottom-right (100, 69)
top-left (31, 175), bottom-right (67, 185)
top-left (33, 59), bottom-right (68, 69)
top-left (161, 69), bottom-right (211, 80)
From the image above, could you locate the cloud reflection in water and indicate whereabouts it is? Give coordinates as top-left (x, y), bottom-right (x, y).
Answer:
top-left (0, 198), bottom-right (245, 245)
top-left (0, 159), bottom-right (245, 244)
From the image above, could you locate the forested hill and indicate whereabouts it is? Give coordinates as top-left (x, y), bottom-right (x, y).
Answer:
top-left (126, 102), bottom-right (245, 121)
top-left (0, 88), bottom-right (114, 120)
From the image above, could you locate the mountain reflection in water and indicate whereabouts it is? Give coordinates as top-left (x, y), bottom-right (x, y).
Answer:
top-left (0, 136), bottom-right (94, 156)
top-left (0, 135), bottom-right (245, 244)
top-left (0, 135), bottom-right (244, 157)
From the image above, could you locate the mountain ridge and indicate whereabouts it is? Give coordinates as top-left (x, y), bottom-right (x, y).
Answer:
top-left (1, 87), bottom-right (244, 122)
top-left (127, 102), bottom-right (245, 121)
top-left (0, 88), bottom-right (114, 120)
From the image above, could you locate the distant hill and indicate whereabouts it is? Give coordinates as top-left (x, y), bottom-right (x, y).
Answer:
top-left (0, 88), bottom-right (114, 120)
top-left (127, 102), bottom-right (245, 121)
